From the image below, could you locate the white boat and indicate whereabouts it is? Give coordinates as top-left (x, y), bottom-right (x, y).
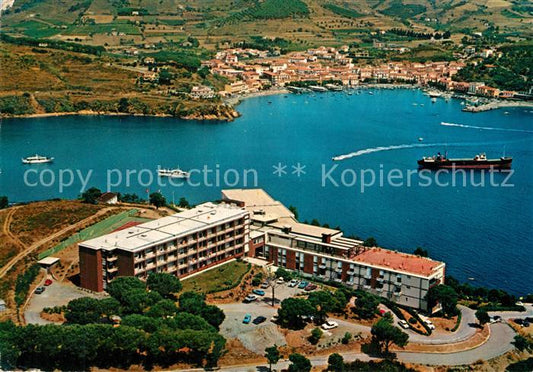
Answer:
top-left (418, 137), bottom-right (424, 142)
top-left (158, 168), bottom-right (190, 178)
top-left (22, 154), bottom-right (54, 164)
top-left (309, 85), bottom-right (328, 92)
top-left (431, 97), bottom-right (437, 103)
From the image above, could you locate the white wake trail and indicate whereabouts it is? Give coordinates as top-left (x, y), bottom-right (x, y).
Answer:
top-left (441, 122), bottom-right (533, 133)
top-left (332, 143), bottom-right (446, 161)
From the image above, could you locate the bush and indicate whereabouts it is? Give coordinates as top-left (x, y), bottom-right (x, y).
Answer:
top-left (14, 264), bottom-right (41, 307)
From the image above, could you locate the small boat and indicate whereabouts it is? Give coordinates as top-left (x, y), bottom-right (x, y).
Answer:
top-left (418, 137), bottom-right (424, 142)
top-left (309, 85), bottom-right (328, 92)
top-left (431, 97), bottom-right (437, 103)
top-left (157, 168), bottom-right (190, 178)
top-left (22, 154), bottom-right (54, 164)
top-left (368, 91), bottom-right (374, 95)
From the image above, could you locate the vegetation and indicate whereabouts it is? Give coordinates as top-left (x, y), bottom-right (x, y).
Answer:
top-left (369, 313), bottom-right (409, 355)
top-left (288, 353), bottom-right (311, 372)
top-left (181, 260), bottom-right (251, 294)
top-left (1, 273), bottom-right (226, 370)
top-left (512, 335), bottom-right (532, 352)
top-left (327, 353), bottom-right (344, 371)
top-left (323, 4), bottom-right (362, 19)
top-left (146, 272), bottom-right (182, 298)
top-left (223, 0), bottom-right (309, 24)
top-left (413, 247), bottom-right (428, 257)
top-left (149, 192), bottom-right (166, 208)
top-left (382, 0), bottom-right (426, 20)
top-left (0, 196), bottom-right (8, 209)
top-left (309, 327), bottom-right (323, 344)
top-left (278, 297), bottom-right (315, 329)
top-left (0, 94), bottom-right (34, 115)
top-left (14, 264), bottom-right (41, 307)
top-left (363, 237), bottom-right (377, 247)
top-left (427, 284), bottom-right (459, 317)
top-left (506, 357), bottom-right (533, 372)
top-left (475, 308), bottom-right (490, 326)
top-left (353, 290), bottom-right (380, 319)
top-left (0, 33), bottom-right (105, 55)
top-left (81, 187), bottom-right (102, 204)
top-left (265, 345), bottom-right (281, 372)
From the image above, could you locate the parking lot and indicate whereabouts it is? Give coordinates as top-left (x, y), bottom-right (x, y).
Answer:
top-left (218, 280), bottom-right (370, 353)
top-left (25, 280), bottom-right (105, 325)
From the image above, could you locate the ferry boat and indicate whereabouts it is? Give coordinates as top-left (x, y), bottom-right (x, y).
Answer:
top-left (325, 84), bottom-right (343, 91)
top-left (309, 85), bottom-right (328, 92)
top-left (418, 152), bottom-right (512, 170)
top-left (22, 154), bottom-right (54, 164)
top-left (157, 168), bottom-right (190, 178)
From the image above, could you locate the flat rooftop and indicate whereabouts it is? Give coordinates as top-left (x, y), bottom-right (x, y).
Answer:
top-left (222, 188), bottom-right (294, 220)
top-left (80, 202), bottom-right (247, 252)
top-left (354, 248), bottom-right (444, 277)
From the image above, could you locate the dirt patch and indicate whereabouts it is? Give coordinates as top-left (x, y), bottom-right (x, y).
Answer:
top-left (219, 338), bottom-right (265, 366)
top-left (431, 314), bottom-right (458, 332)
top-left (40, 311), bottom-right (65, 323)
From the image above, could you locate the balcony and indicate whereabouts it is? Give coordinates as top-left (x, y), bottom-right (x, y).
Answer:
top-left (107, 266), bottom-right (118, 273)
top-left (347, 270), bottom-right (355, 275)
top-left (363, 274), bottom-right (372, 280)
top-left (335, 267), bottom-right (343, 273)
top-left (363, 285), bottom-right (371, 290)
top-left (377, 277), bottom-right (385, 282)
top-left (106, 256), bottom-right (118, 262)
top-left (319, 264), bottom-right (327, 270)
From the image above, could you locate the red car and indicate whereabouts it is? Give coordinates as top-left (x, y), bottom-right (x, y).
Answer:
top-left (44, 279), bottom-right (53, 286)
top-left (304, 284), bottom-right (317, 291)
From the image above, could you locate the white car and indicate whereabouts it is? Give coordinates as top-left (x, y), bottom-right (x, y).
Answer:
top-left (516, 301), bottom-right (524, 306)
top-left (321, 320), bottom-right (339, 330)
top-left (424, 320), bottom-right (436, 330)
top-left (276, 277), bottom-right (285, 285)
top-left (398, 320), bottom-right (409, 329)
top-left (244, 294), bottom-right (257, 303)
top-left (288, 279), bottom-right (299, 287)
top-left (260, 282), bottom-right (269, 289)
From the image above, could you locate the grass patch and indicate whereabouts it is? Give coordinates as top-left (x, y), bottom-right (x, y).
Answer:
top-left (323, 4), bottom-right (363, 19)
top-left (181, 260), bottom-right (251, 294)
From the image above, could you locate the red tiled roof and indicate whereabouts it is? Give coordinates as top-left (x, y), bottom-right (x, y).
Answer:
top-left (354, 248), bottom-right (442, 277)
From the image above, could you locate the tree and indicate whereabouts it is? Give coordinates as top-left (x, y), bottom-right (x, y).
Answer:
top-left (278, 298), bottom-right (315, 329)
top-left (363, 237), bottom-right (377, 247)
top-left (146, 272), bottom-right (182, 298)
top-left (288, 353), bottom-right (311, 372)
top-left (512, 335), bottom-right (532, 352)
top-left (146, 299), bottom-right (178, 318)
top-left (288, 205), bottom-right (299, 220)
top-left (200, 305), bottom-right (225, 330)
top-left (413, 247), bottom-right (428, 257)
top-left (0, 196), bottom-right (8, 209)
top-left (149, 192), bottom-right (166, 208)
top-left (178, 197), bottom-right (189, 208)
top-left (475, 309), bottom-right (490, 326)
top-left (107, 276), bottom-right (146, 303)
top-left (354, 291), bottom-right (380, 319)
top-left (370, 316), bottom-right (409, 355)
top-left (81, 187), bottom-right (102, 204)
top-left (328, 353), bottom-right (344, 372)
top-left (309, 327), bottom-right (323, 344)
top-left (265, 345), bottom-right (281, 372)
top-left (342, 332), bottom-right (352, 344)
top-left (427, 284), bottom-right (458, 317)
top-left (65, 297), bottom-right (102, 324)
top-left (121, 289), bottom-right (162, 314)
top-left (98, 297), bottom-right (120, 318)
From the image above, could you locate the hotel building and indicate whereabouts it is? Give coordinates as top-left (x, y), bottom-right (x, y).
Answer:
top-left (79, 189), bottom-right (445, 312)
top-left (222, 189), bottom-right (446, 312)
top-left (79, 202), bottom-right (249, 292)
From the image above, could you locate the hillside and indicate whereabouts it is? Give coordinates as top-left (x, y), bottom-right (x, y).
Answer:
top-left (0, 0), bottom-right (531, 51)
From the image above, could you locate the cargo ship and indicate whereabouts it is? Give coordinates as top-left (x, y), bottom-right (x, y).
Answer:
top-left (418, 153), bottom-right (512, 170)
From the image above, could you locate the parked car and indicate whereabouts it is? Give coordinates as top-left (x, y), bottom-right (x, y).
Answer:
top-left (490, 316), bottom-right (502, 323)
top-left (288, 279), bottom-right (299, 287)
top-left (260, 282), bottom-right (269, 289)
top-left (244, 294), bottom-right (257, 303)
top-left (321, 320), bottom-right (339, 330)
top-left (523, 321), bottom-right (530, 327)
top-left (525, 317), bottom-right (533, 323)
top-left (252, 289), bottom-right (265, 296)
top-left (516, 301), bottom-right (524, 306)
top-left (398, 320), bottom-right (409, 329)
top-left (304, 283), bottom-right (317, 291)
top-left (44, 279), bottom-right (53, 286)
top-left (35, 286), bottom-right (45, 294)
top-left (276, 277), bottom-right (285, 285)
top-left (253, 316), bottom-right (267, 325)
top-left (298, 280), bottom-right (309, 289)
top-left (514, 318), bottom-right (524, 325)
top-left (424, 320), bottom-right (436, 330)
top-left (243, 314), bottom-right (252, 324)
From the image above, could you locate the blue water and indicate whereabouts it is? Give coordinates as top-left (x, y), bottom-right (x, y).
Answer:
top-left (1, 89), bottom-right (532, 295)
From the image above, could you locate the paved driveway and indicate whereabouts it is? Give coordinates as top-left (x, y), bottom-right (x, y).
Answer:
top-left (25, 281), bottom-right (105, 325)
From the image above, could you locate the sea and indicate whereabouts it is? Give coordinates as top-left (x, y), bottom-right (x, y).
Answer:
top-left (1, 88), bottom-right (532, 295)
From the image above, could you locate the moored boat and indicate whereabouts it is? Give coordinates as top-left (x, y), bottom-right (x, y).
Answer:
top-left (22, 154), bottom-right (54, 164)
top-left (418, 152), bottom-right (512, 170)
top-left (158, 168), bottom-right (190, 178)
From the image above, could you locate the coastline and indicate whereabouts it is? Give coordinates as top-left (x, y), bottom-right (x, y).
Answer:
top-left (463, 100), bottom-right (533, 113)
